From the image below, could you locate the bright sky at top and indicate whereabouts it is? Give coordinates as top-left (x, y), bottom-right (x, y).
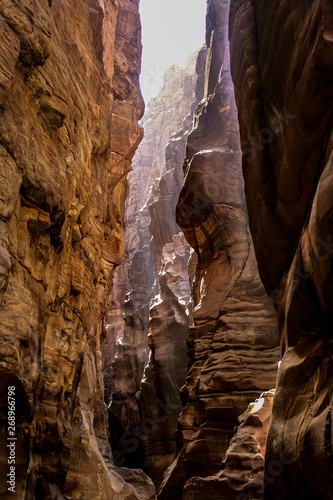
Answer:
top-left (139, 0), bottom-right (207, 105)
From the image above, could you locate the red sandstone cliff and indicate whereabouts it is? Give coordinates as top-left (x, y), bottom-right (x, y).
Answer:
top-left (3, 1), bottom-right (327, 498)
top-left (0, 0), bottom-right (155, 498)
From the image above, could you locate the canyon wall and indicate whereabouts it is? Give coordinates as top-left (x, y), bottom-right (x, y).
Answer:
top-left (159, 1), bottom-right (280, 498)
top-left (0, 0), bottom-right (155, 498)
top-left (103, 48), bottom-right (207, 486)
top-left (230, 1), bottom-right (333, 499)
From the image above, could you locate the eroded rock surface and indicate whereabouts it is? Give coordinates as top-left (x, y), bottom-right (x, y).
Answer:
top-left (0, 0), bottom-right (155, 498)
top-left (229, 1), bottom-right (333, 498)
top-left (159, 1), bottom-right (280, 497)
top-left (182, 390), bottom-right (275, 500)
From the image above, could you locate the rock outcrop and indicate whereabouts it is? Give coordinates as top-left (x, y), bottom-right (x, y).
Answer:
top-left (159, 1), bottom-right (280, 497)
top-left (230, 1), bottom-right (333, 498)
top-left (0, 0), bottom-right (155, 498)
top-left (103, 48), bottom-right (207, 486)
top-left (182, 390), bottom-right (275, 500)
top-left (139, 53), bottom-right (208, 487)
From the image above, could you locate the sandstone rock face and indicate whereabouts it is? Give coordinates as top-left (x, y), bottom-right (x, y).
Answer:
top-left (0, 0), bottom-right (155, 498)
top-left (103, 49), bottom-right (207, 486)
top-left (159, 1), bottom-right (280, 498)
top-left (229, 1), bottom-right (333, 498)
top-left (182, 390), bottom-right (275, 500)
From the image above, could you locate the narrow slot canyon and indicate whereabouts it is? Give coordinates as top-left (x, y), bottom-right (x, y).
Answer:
top-left (0, 1), bottom-right (332, 500)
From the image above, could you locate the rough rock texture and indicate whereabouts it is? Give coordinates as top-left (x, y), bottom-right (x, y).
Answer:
top-left (0, 0), bottom-right (155, 498)
top-left (102, 49), bottom-right (207, 486)
top-left (159, 1), bottom-right (280, 498)
top-left (229, 1), bottom-right (333, 499)
top-left (182, 390), bottom-right (275, 500)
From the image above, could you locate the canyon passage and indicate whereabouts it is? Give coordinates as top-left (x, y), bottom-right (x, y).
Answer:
top-left (0, 1), bottom-right (332, 499)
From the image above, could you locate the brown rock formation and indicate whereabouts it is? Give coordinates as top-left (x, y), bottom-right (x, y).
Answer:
top-left (182, 390), bottom-right (275, 500)
top-left (229, 1), bottom-right (333, 498)
top-left (0, 0), bottom-right (155, 498)
top-left (159, 1), bottom-right (280, 497)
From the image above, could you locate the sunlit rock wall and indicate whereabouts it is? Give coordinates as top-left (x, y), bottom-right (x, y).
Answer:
top-left (229, 1), bottom-right (333, 498)
top-left (0, 0), bottom-right (156, 498)
top-left (159, 1), bottom-right (280, 497)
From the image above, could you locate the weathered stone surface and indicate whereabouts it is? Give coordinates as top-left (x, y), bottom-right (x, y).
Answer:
top-left (229, 1), bottom-right (333, 498)
top-left (137, 51), bottom-right (207, 480)
top-left (0, 0), bottom-right (155, 498)
top-left (127, 49), bottom-right (207, 263)
top-left (159, 1), bottom-right (280, 497)
top-left (182, 390), bottom-right (275, 500)
top-left (134, 50), bottom-right (207, 488)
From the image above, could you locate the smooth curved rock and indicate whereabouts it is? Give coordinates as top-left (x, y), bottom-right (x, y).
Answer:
top-left (229, 1), bottom-right (333, 498)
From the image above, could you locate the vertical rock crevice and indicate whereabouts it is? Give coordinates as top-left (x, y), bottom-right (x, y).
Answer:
top-left (103, 47), bottom-right (207, 488)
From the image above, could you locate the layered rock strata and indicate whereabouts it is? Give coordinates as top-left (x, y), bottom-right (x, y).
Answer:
top-left (0, 0), bottom-right (155, 498)
top-left (159, 1), bottom-right (280, 497)
top-left (229, 1), bottom-right (333, 498)
top-left (182, 390), bottom-right (275, 500)
top-left (103, 49), bottom-right (206, 484)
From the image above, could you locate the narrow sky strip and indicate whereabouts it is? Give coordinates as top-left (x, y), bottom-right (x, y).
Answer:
top-left (139, 0), bottom-right (207, 105)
